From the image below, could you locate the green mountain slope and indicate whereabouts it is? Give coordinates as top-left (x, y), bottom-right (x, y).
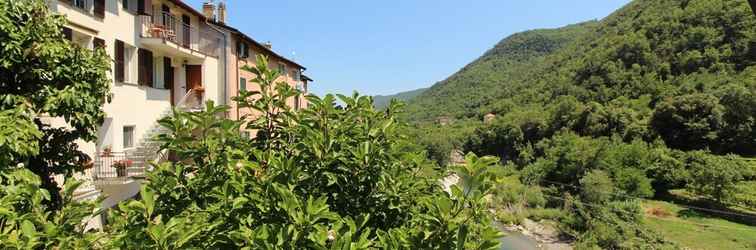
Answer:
top-left (372, 87), bottom-right (427, 109)
top-left (402, 21), bottom-right (598, 122)
top-left (405, 0), bottom-right (755, 155)
top-left (404, 1), bottom-right (756, 248)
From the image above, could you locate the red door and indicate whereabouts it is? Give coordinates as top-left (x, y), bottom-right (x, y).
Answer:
top-left (185, 65), bottom-right (202, 92)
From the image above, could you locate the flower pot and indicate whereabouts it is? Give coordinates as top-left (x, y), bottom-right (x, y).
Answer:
top-left (116, 167), bottom-right (127, 177)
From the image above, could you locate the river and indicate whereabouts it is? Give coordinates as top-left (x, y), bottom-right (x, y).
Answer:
top-left (497, 223), bottom-right (541, 250)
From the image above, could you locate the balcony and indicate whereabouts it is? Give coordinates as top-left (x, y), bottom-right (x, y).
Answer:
top-left (139, 11), bottom-right (221, 59)
top-left (93, 152), bottom-right (145, 185)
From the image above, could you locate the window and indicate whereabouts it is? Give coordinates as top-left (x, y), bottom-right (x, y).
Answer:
top-left (138, 48), bottom-right (154, 87)
top-left (153, 56), bottom-right (165, 89)
top-left (123, 126), bottom-right (134, 148)
top-left (115, 40), bottom-right (137, 83)
top-left (93, 0), bottom-right (105, 18)
top-left (237, 42), bottom-right (249, 59)
top-left (122, 0), bottom-right (137, 13)
top-left (242, 131), bottom-right (251, 138)
top-left (239, 77), bottom-right (247, 91)
top-left (74, 0), bottom-right (87, 10)
top-left (93, 37), bottom-right (105, 50)
top-left (278, 63), bottom-right (286, 76)
top-left (292, 70), bottom-right (301, 82)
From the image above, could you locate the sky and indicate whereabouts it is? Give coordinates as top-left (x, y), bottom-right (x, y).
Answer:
top-left (185, 0), bottom-right (631, 97)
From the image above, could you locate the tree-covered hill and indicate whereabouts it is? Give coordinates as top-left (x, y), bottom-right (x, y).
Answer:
top-left (405, 0), bottom-right (755, 156)
top-left (372, 87), bottom-right (427, 109)
top-left (402, 21), bottom-right (598, 122)
top-left (403, 0), bottom-right (756, 248)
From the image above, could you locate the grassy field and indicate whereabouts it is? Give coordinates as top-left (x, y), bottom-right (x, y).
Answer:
top-left (642, 200), bottom-right (756, 250)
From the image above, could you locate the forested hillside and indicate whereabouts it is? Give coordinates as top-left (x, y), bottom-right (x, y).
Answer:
top-left (372, 87), bottom-right (427, 109)
top-left (402, 21), bottom-right (598, 121)
top-left (403, 0), bottom-right (756, 248)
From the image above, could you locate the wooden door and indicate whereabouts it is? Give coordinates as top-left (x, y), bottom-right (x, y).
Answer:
top-left (185, 65), bottom-right (202, 93)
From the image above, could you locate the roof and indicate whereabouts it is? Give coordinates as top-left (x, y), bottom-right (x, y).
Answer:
top-left (301, 74), bottom-right (313, 82)
top-left (208, 20), bottom-right (306, 70)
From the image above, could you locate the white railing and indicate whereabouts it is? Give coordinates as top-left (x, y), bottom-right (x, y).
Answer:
top-left (139, 11), bottom-right (221, 57)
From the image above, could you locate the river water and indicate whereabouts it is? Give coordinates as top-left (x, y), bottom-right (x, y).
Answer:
top-left (496, 223), bottom-right (541, 250)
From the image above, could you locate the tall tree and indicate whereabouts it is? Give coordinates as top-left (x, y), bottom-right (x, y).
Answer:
top-left (0, 0), bottom-right (111, 209)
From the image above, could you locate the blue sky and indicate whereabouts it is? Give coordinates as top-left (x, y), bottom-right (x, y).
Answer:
top-left (186, 0), bottom-right (631, 96)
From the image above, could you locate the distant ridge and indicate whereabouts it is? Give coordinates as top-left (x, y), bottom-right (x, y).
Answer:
top-left (372, 87), bottom-right (428, 109)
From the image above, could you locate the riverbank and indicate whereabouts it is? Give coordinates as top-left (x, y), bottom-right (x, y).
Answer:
top-left (498, 219), bottom-right (572, 250)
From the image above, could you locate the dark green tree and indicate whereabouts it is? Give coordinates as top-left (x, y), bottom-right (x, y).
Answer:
top-left (650, 93), bottom-right (723, 151)
top-left (0, 0), bottom-right (111, 209)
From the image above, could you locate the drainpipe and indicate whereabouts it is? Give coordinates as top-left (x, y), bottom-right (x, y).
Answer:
top-left (205, 20), bottom-right (228, 114)
top-left (235, 37), bottom-right (240, 121)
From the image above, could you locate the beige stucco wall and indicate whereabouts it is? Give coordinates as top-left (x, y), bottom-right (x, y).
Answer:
top-left (48, 0), bottom-right (224, 225)
top-left (226, 35), bottom-right (309, 133)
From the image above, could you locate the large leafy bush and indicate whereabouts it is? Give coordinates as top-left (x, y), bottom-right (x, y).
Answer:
top-left (105, 56), bottom-right (502, 249)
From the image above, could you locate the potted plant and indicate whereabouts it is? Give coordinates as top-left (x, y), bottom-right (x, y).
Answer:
top-left (113, 159), bottom-right (133, 177)
top-left (101, 145), bottom-right (112, 157)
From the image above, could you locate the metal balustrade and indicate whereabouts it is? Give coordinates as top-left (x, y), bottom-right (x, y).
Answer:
top-left (139, 11), bottom-right (221, 57)
top-left (93, 152), bottom-right (145, 180)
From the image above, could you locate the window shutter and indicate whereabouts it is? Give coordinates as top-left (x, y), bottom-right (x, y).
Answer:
top-left (240, 77), bottom-right (247, 91)
top-left (94, 0), bottom-right (105, 18)
top-left (93, 37), bottom-right (105, 50)
top-left (62, 27), bottom-right (73, 41)
top-left (164, 57), bottom-right (173, 89)
top-left (138, 48), bottom-right (153, 87)
top-left (115, 40), bottom-right (125, 82)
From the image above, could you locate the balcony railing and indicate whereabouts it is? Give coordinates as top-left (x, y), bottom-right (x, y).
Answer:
top-left (139, 11), bottom-right (221, 57)
top-left (93, 152), bottom-right (145, 180)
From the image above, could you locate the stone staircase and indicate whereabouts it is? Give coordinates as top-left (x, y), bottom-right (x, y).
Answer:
top-left (90, 89), bottom-right (203, 184)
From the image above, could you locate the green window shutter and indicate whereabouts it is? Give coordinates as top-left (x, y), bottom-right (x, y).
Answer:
top-left (240, 77), bottom-right (247, 91)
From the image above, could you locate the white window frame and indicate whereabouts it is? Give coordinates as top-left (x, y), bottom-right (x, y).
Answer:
top-left (153, 55), bottom-right (165, 89)
top-left (122, 125), bottom-right (135, 149)
top-left (122, 43), bottom-right (137, 84)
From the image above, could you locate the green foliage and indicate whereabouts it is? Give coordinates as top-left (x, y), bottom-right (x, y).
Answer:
top-left (580, 170), bottom-right (614, 204)
top-left (0, 0), bottom-right (111, 209)
top-left (402, 2), bottom-right (755, 247)
top-left (565, 199), bottom-right (675, 250)
top-left (0, 169), bottom-right (102, 249)
top-left (650, 93), bottom-right (724, 151)
top-left (686, 151), bottom-right (746, 202)
top-left (104, 56), bottom-right (503, 249)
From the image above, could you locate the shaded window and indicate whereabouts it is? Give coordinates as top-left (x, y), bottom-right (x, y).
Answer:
top-left (278, 63), bottom-right (286, 76)
top-left (138, 48), bottom-right (154, 87)
top-left (123, 126), bottom-right (135, 148)
top-left (240, 77), bottom-right (247, 91)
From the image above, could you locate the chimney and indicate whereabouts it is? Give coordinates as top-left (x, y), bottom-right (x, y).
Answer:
top-left (217, 1), bottom-right (227, 24)
top-left (263, 41), bottom-right (272, 49)
top-left (202, 1), bottom-right (215, 21)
